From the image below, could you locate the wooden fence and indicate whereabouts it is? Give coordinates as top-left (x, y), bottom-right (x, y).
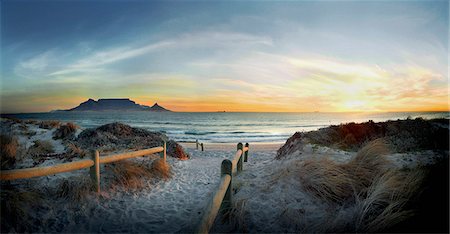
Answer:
top-left (196, 139), bottom-right (204, 151)
top-left (195, 142), bottom-right (249, 234)
top-left (0, 142), bottom-right (167, 193)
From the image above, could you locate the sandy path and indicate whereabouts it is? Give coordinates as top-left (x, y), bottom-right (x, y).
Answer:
top-left (54, 146), bottom-right (272, 233)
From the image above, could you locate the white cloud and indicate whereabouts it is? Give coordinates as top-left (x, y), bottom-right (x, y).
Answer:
top-left (48, 31), bottom-right (272, 77)
top-left (14, 50), bottom-right (55, 78)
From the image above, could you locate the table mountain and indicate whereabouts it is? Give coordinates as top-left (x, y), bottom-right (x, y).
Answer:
top-left (67, 98), bottom-right (171, 112)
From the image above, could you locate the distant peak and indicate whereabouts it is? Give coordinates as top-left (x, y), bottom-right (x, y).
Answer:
top-left (66, 98), bottom-right (171, 112)
top-left (84, 98), bottom-right (96, 103)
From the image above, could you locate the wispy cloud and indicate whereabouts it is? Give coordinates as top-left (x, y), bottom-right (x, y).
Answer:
top-left (14, 50), bottom-right (56, 78)
top-left (45, 31), bottom-right (272, 77)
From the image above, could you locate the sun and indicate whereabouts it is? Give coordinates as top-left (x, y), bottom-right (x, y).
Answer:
top-left (338, 100), bottom-right (369, 112)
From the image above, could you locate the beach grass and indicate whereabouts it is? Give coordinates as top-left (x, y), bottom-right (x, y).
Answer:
top-left (28, 140), bottom-right (54, 156)
top-left (53, 122), bottom-right (78, 140)
top-left (38, 120), bottom-right (61, 129)
top-left (107, 158), bottom-right (172, 190)
top-left (298, 139), bottom-right (425, 231)
top-left (0, 134), bottom-right (19, 169)
top-left (56, 176), bottom-right (95, 202)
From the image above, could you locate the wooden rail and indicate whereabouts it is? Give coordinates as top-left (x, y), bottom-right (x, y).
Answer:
top-left (0, 143), bottom-right (167, 193)
top-left (195, 142), bottom-right (249, 234)
top-left (99, 146), bottom-right (164, 164)
top-left (0, 159), bottom-right (94, 180)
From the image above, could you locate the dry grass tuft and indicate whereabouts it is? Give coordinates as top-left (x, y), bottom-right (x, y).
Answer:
top-left (227, 198), bottom-right (249, 232)
top-left (298, 139), bottom-right (425, 231)
top-left (56, 177), bottom-right (94, 202)
top-left (53, 122), bottom-right (78, 140)
top-left (38, 120), bottom-right (61, 129)
top-left (299, 139), bottom-right (391, 204)
top-left (66, 142), bottom-right (86, 158)
top-left (106, 158), bottom-right (172, 190)
top-left (352, 169), bottom-right (425, 232)
top-left (28, 140), bottom-right (54, 156)
top-left (151, 158), bottom-right (172, 180)
top-left (300, 158), bottom-right (357, 204)
top-left (0, 134), bottom-right (19, 169)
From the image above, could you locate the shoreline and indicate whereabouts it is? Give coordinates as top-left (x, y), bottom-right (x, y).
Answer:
top-left (180, 142), bottom-right (284, 151)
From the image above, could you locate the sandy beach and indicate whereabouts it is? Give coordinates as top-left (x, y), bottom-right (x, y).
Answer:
top-left (1, 117), bottom-right (449, 232)
top-left (0, 118), bottom-right (282, 232)
top-left (181, 142), bottom-right (283, 152)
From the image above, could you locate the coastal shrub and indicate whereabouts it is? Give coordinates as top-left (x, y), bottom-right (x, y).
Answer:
top-left (0, 134), bottom-right (19, 169)
top-left (24, 119), bottom-right (39, 125)
top-left (76, 122), bottom-right (189, 160)
top-left (38, 120), bottom-right (61, 129)
top-left (53, 122), bottom-right (78, 140)
top-left (290, 118), bottom-right (450, 153)
top-left (28, 140), bottom-right (54, 156)
top-left (4, 117), bottom-right (23, 124)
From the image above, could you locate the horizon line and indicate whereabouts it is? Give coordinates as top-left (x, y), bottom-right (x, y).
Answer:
top-left (1, 110), bottom-right (449, 115)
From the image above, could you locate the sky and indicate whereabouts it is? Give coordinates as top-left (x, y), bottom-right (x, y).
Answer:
top-left (1, 0), bottom-right (449, 113)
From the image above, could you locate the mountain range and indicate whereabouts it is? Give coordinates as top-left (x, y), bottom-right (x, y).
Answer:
top-left (66, 98), bottom-right (171, 112)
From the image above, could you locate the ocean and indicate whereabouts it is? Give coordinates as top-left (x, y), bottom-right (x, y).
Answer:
top-left (4, 111), bottom-right (449, 143)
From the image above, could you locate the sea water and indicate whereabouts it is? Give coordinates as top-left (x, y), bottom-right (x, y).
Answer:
top-left (4, 111), bottom-right (449, 143)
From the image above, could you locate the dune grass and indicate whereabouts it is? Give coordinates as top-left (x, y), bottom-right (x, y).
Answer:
top-left (28, 140), bottom-right (54, 156)
top-left (107, 158), bottom-right (172, 190)
top-left (66, 142), bottom-right (86, 158)
top-left (352, 170), bottom-right (424, 232)
top-left (38, 120), bottom-right (61, 129)
top-left (56, 176), bottom-right (95, 202)
top-left (0, 134), bottom-right (19, 169)
top-left (53, 122), bottom-right (78, 140)
top-left (298, 139), bottom-right (425, 231)
top-left (150, 158), bottom-right (172, 180)
top-left (299, 139), bottom-right (391, 204)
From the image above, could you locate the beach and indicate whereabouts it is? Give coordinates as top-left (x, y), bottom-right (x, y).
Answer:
top-left (0, 118), bottom-right (281, 232)
top-left (1, 117), bottom-right (448, 232)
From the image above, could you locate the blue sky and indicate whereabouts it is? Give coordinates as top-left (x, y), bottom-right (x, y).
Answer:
top-left (1, 0), bottom-right (448, 112)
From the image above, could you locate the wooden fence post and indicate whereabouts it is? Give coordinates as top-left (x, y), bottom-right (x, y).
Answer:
top-left (201, 143), bottom-right (204, 151)
top-left (237, 142), bottom-right (243, 173)
top-left (161, 141), bottom-right (167, 162)
top-left (196, 139), bottom-right (199, 150)
top-left (220, 159), bottom-right (232, 214)
top-left (244, 143), bottom-right (249, 162)
top-left (89, 150), bottom-right (100, 193)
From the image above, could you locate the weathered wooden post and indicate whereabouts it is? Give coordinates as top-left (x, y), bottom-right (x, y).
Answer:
top-left (196, 139), bottom-right (199, 150)
top-left (89, 150), bottom-right (100, 193)
top-left (201, 143), bottom-right (204, 151)
top-left (221, 159), bottom-right (232, 214)
top-left (160, 141), bottom-right (167, 162)
top-left (244, 143), bottom-right (249, 162)
top-left (237, 142), bottom-right (243, 173)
